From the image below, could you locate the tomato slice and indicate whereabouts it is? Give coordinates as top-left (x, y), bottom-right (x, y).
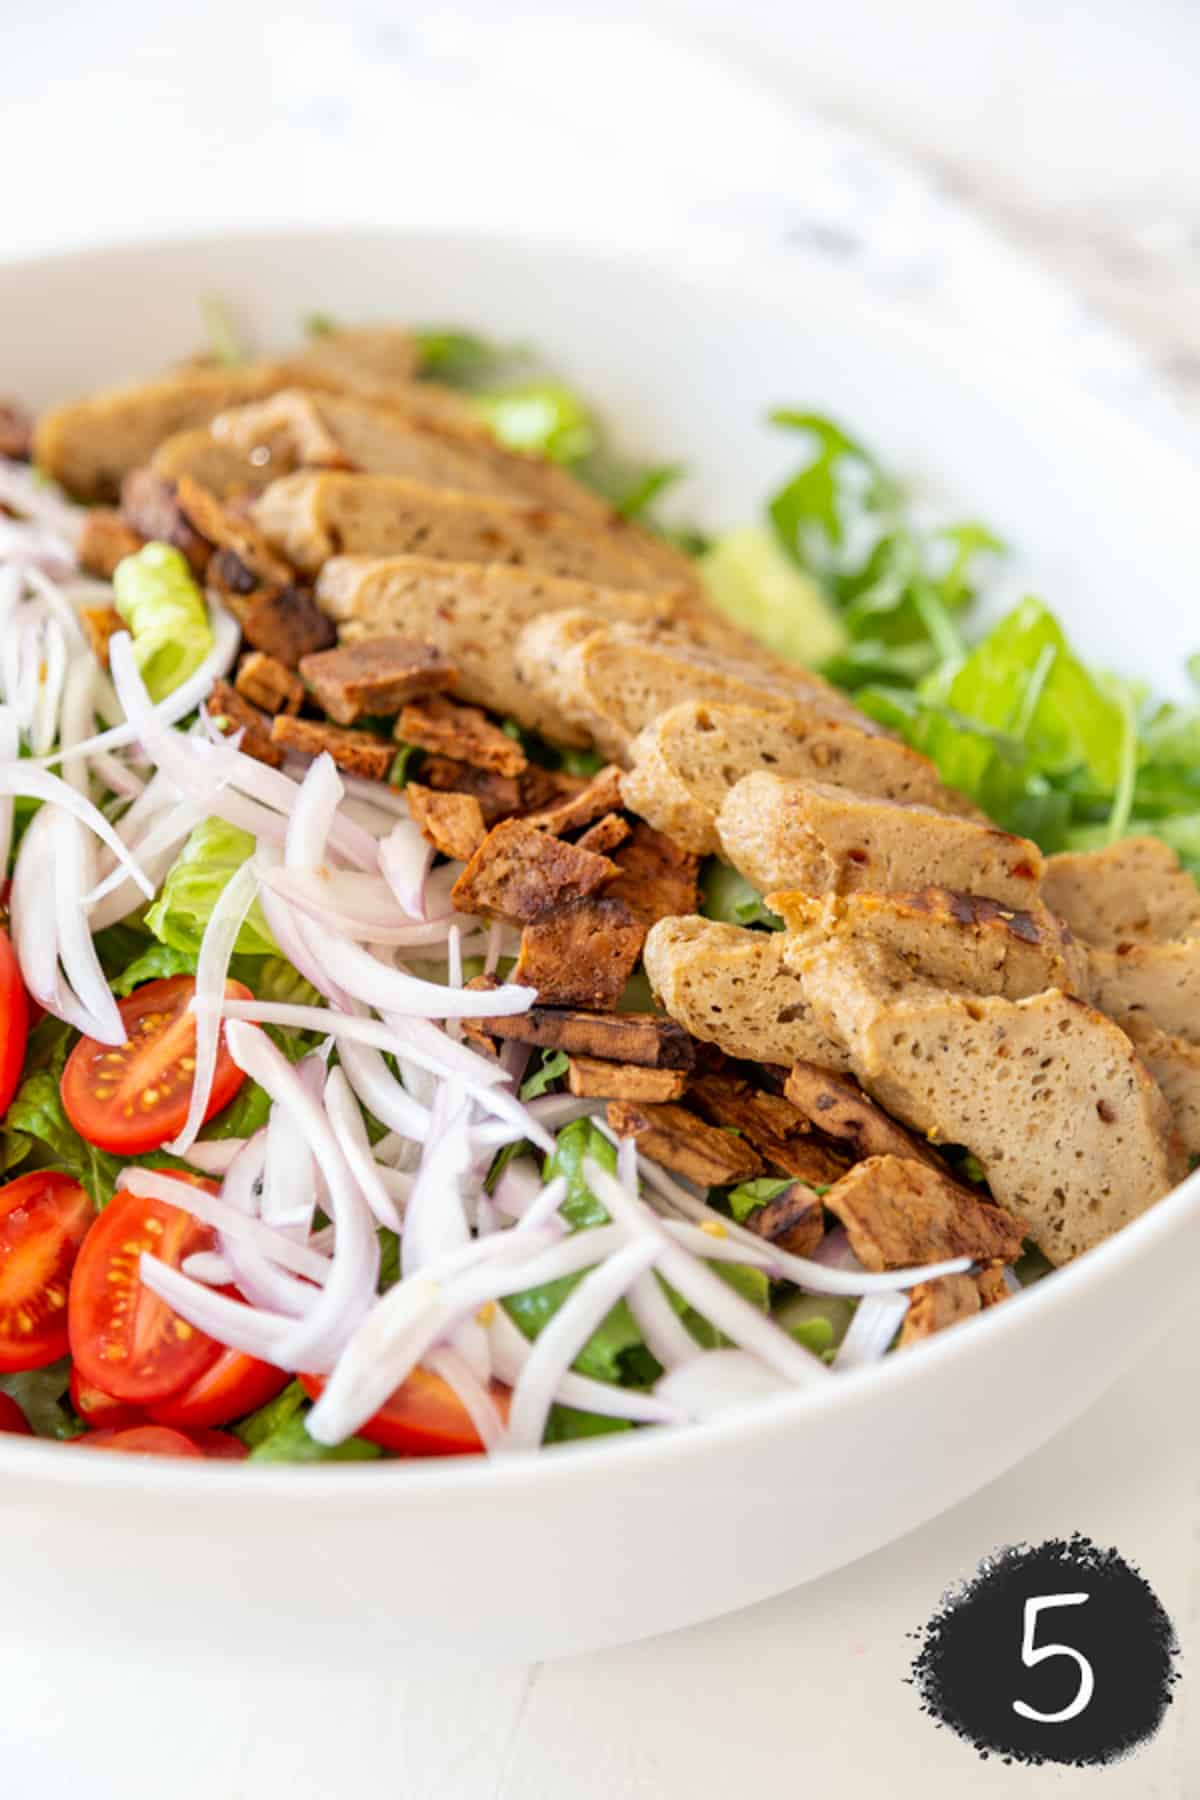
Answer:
top-left (148, 1346), bottom-right (288, 1431)
top-left (0, 926), bottom-right (29, 1119)
top-left (76, 1425), bottom-right (204, 1457)
top-left (0, 1392), bottom-right (32, 1435)
top-left (187, 1428), bottom-right (249, 1460)
top-left (60, 975), bottom-right (253, 1155)
top-left (299, 1368), bottom-right (509, 1458)
top-left (0, 1172), bottom-right (93, 1372)
top-left (69, 1364), bottom-right (145, 1430)
top-left (68, 1187), bottom-right (224, 1403)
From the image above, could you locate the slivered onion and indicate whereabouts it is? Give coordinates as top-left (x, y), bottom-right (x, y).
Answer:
top-left (165, 858), bottom-right (258, 1154)
top-left (834, 1293), bottom-right (910, 1370)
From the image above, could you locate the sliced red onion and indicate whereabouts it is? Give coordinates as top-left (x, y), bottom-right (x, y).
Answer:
top-left (30, 615), bottom-right (67, 757)
top-left (224, 1022), bottom-right (380, 1370)
top-left (56, 655), bottom-right (96, 799)
top-left (44, 606), bottom-right (240, 768)
top-left (483, 919), bottom-right (504, 976)
top-left (52, 811), bottom-right (125, 1044)
top-left (83, 799), bottom-right (200, 909)
top-left (382, 1011), bottom-right (511, 1090)
top-left (833, 1293), bottom-right (910, 1370)
top-left (26, 566), bottom-right (87, 650)
top-left (183, 1139), bottom-right (246, 1176)
top-left (256, 866), bottom-right (453, 945)
top-left (0, 760), bottom-right (154, 896)
top-left (627, 1273), bottom-right (701, 1373)
top-left (323, 1066), bottom-right (403, 1233)
top-left (338, 773), bottom-right (412, 820)
top-left (425, 1345), bottom-right (508, 1451)
top-left (374, 1165), bottom-right (414, 1207)
top-left (0, 460), bottom-right (84, 541)
top-left (585, 1160), bottom-right (829, 1389)
top-left (290, 909), bottom-right (535, 1020)
top-left (256, 877), bottom-right (347, 1003)
top-left (167, 859), bottom-right (258, 1154)
top-left (284, 751), bottom-right (343, 869)
top-left (90, 750), bottom-right (146, 802)
top-left (379, 818), bottom-right (433, 920)
top-left (498, 1036), bottom-right (531, 1086)
top-left (214, 1134), bottom-right (322, 1318)
top-left (809, 1226), bottom-right (861, 1272)
top-left (402, 1088), bottom-right (475, 1276)
top-left (506, 1238), bottom-right (661, 1451)
top-left (654, 1350), bottom-right (793, 1422)
top-left (121, 1166), bottom-right (332, 1285)
top-left (0, 707), bottom-right (18, 878)
top-left (108, 635), bottom-right (375, 871)
top-left (11, 807), bottom-right (61, 1013)
top-left (491, 1158), bottom-right (545, 1221)
top-left (180, 1251), bottom-right (233, 1286)
top-left (0, 519), bottom-right (75, 575)
top-left (139, 1255), bottom-right (293, 1362)
top-left (261, 1071), bottom-right (320, 1242)
top-left (336, 1035), bottom-right (432, 1145)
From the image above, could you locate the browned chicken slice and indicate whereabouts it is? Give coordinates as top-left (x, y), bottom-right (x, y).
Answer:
top-left (268, 714), bottom-right (393, 780)
top-left (686, 1072), bottom-right (850, 1183)
top-left (773, 888), bottom-right (1089, 1001)
top-left (898, 1269), bottom-right (1010, 1347)
top-left (405, 785), bottom-right (487, 863)
top-left (315, 556), bottom-right (683, 742)
top-left (606, 1100), bottom-right (764, 1187)
top-left (621, 701), bottom-right (975, 856)
top-left (462, 1004), bottom-right (694, 1069)
top-left (513, 897), bottom-right (644, 1009)
top-left (797, 936), bottom-right (1183, 1264)
top-left (515, 613), bottom-right (872, 764)
top-left (821, 1154), bottom-right (1025, 1270)
top-left (642, 916), bottom-right (852, 1071)
top-left (566, 1057), bottom-right (688, 1103)
top-left (450, 819), bottom-right (616, 925)
top-left (782, 1061), bottom-right (944, 1170)
top-left (717, 773), bottom-right (1044, 907)
top-left (397, 695), bottom-right (526, 776)
top-left (298, 637), bottom-right (456, 724)
top-left (253, 471), bottom-right (695, 593)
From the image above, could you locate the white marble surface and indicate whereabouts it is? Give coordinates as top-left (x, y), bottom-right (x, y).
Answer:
top-left (4, 5), bottom-right (1199, 1794)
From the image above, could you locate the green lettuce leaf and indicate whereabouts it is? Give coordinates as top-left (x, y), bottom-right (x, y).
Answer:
top-left (471, 383), bottom-right (595, 464)
top-left (724, 1175), bottom-right (795, 1224)
top-left (235, 1379), bottom-right (381, 1462)
top-left (0, 1360), bottom-right (84, 1439)
top-left (145, 818), bottom-right (277, 957)
top-left (112, 542), bottom-right (214, 701)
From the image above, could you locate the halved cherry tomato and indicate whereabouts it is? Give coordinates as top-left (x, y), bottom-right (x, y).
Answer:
top-left (69, 1364), bottom-right (146, 1430)
top-left (76, 1425), bottom-right (204, 1457)
top-left (0, 1172), bottom-right (93, 1371)
top-left (60, 975), bottom-right (253, 1155)
top-left (0, 1393), bottom-right (32, 1435)
top-left (0, 926), bottom-right (29, 1118)
top-left (300, 1368), bottom-right (509, 1458)
top-left (187, 1428), bottom-right (249, 1460)
top-left (148, 1344), bottom-right (288, 1431)
top-left (68, 1186), bottom-right (224, 1403)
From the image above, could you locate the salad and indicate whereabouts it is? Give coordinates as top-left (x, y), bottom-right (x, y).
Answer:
top-left (0, 312), bottom-right (1195, 1464)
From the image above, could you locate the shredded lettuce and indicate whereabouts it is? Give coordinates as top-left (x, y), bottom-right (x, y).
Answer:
top-left (0, 1361), bottom-right (84, 1439)
top-left (519, 1049), bottom-right (569, 1102)
top-left (724, 1175), bottom-right (796, 1224)
top-left (471, 383), bottom-right (595, 465)
top-left (145, 818), bottom-right (277, 958)
top-left (112, 542), bottom-right (214, 702)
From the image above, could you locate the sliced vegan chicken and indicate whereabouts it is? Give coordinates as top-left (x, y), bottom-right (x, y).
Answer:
top-left (620, 700), bottom-right (975, 856)
top-left (795, 935), bottom-right (1182, 1264)
top-left (252, 470), bottom-right (696, 593)
top-left (717, 773), bottom-right (1044, 906)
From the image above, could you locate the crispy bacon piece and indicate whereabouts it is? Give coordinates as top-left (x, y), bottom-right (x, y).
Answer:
top-left (406, 783), bottom-right (486, 862)
top-left (451, 819), bottom-right (616, 925)
top-left (822, 1155), bottom-right (1025, 1272)
top-left (398, 694), bottom-right (527, 776)
top-left (606, 1099), bottom-right (764, 1186)
top-left (269, 712), bottom-right (393, 780)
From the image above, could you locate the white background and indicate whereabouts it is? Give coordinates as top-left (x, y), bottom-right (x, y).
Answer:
top-left (3, 4), bottom-right (1200, 1794)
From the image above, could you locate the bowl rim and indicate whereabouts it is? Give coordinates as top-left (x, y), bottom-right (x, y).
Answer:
top-left (2, 221), bottom-right (1198, 1501)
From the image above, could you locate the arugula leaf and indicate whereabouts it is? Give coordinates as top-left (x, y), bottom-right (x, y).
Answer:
top-left (768, 411), bottom-right (893, 563)
top-left (543, 1405), bottom-right (633, 1444)
top-left (388, 742), bottom-right (422, 787)
top-left (519, 1049), bottom-right (569, 1102)
top-left (560, 746), bottom-right (605, 778)
top-left (413, 328), bottom-right (516, 385)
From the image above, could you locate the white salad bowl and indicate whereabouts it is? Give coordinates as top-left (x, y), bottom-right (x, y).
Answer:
top-left (1, 229), bottom-right (1198, 1668)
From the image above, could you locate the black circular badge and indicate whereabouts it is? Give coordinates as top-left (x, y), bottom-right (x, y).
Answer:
top-left (909, 1536), bottom-right (1180, 1767)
